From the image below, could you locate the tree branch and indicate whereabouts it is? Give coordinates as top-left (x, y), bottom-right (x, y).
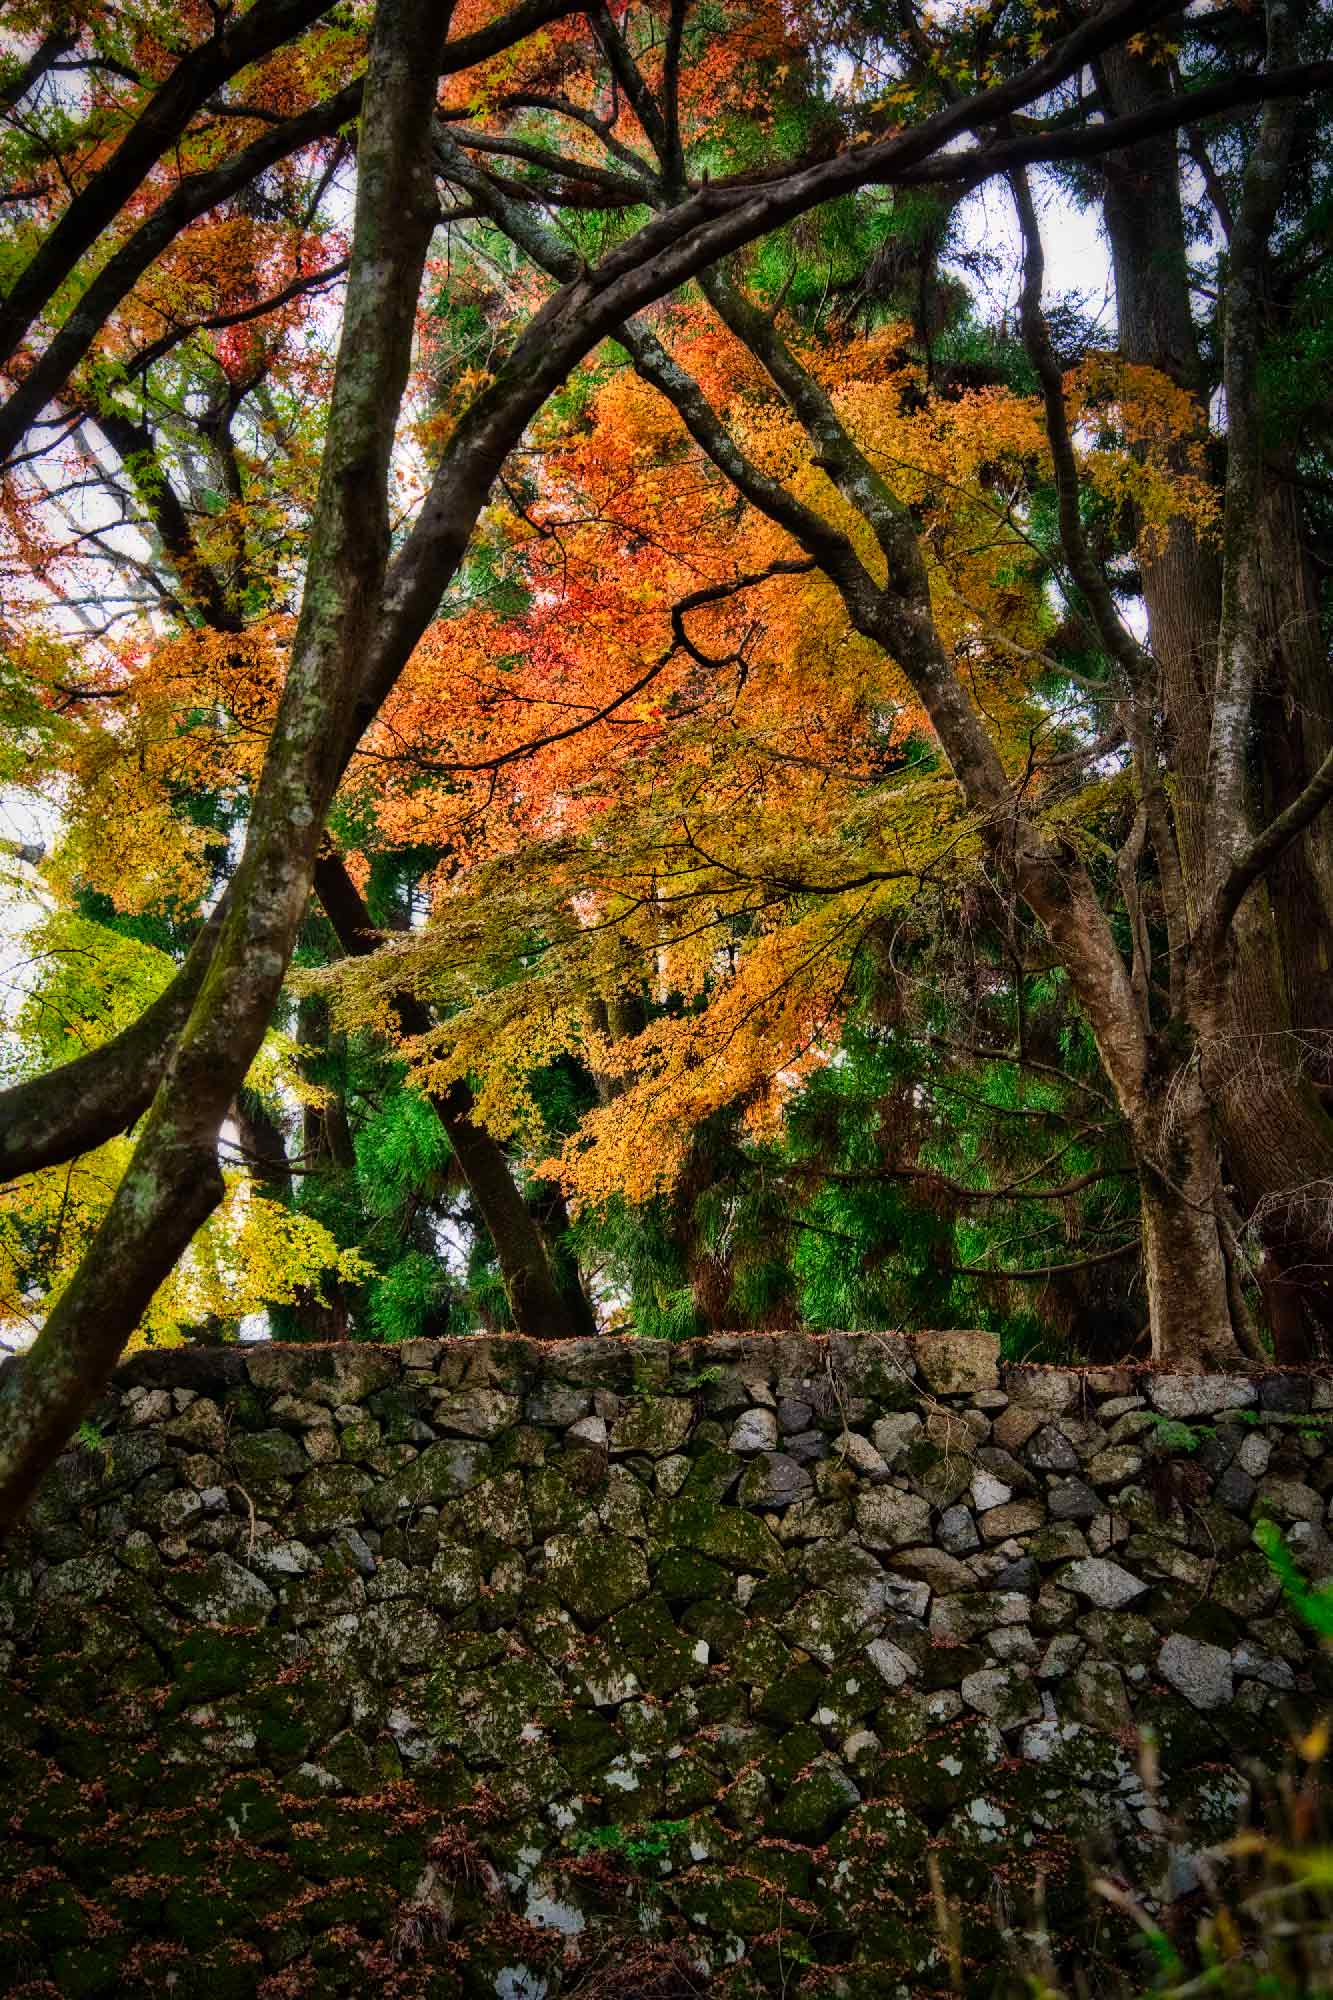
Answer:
top-left (1212, 741), bottom-right (1333, 949)
top-left (952, 1240), bottom-right (1139, 1279)
top-left (893, 59), bottom-right (1332, 186)
top-left (0, 22), bottom-right (79, 116)
top-left (0, 82), bottom-right (363, 469)
top-left (85, 403), bottom-right (241, 632)
top-left (0, 0), bottom-right (592, 468)
top-left (125, 256), bottom-right (350, 378)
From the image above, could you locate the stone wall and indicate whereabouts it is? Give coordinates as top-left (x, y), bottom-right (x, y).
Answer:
top-left (2, 1330), bottom-right (1331, 1999)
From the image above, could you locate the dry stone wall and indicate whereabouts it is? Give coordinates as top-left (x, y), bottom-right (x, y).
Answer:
top-left (2, 1330), bottom-right (1332, 1999)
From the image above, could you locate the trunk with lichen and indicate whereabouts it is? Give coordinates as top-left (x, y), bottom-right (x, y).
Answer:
top-left (0, 0), bottom-right (450, 1533)
top-left (1098, 40), bottom-right (1333, 1353)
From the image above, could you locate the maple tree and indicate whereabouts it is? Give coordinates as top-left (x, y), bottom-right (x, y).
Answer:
top-left (0, 0), bottom-right (1329, 1525)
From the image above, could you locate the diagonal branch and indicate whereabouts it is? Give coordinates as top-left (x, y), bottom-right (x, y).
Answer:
top-left (0, 81), bottom-right (362, 469)
top-left (588, 1), bottom-right (670, 166)
top-left (452, 131), bottom-right (647, 205)
top-left (1211, 742), bottom-right (1333, 951)
top-left (894, 60), bottom-right (1333, 187)
top-left (125, 256), bottom-right (350, 378)
top-left (1009, 166), bottom-right (1148, 690)
top-left (0, 22), bottom-right (79, 116)
top-left (84, 402), bottom-right (242, 632)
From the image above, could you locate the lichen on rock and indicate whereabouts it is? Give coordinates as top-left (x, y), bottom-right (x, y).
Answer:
top-left (1, 1330), bottom-right (1326, 1998)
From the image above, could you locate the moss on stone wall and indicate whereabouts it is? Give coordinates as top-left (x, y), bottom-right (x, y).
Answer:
top-left (1, 1332), bottom-right (1331, 1997)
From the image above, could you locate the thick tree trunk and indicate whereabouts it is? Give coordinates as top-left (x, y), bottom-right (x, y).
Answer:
top-left (528, 1181), bottom-right (600, 1338)
top-left (1131, 1070), bottom-right (1238, 1370)
top-left (0, 0), bottom-right (449, 1535)
top-left (233, 1090), bottom-right (293, 1191)
top-left (587, 985), bottom-right (648, 1105)
top-left (1098, 43), bottom-right (1333, 1353)
top-left (1022, 859), bottom-right (1245, 1370)
top-left (233, 1088), bottom-right (357, 1340)
top-left (1255, 461), bottom-right (1333, 1065)
top-left (1139, 1179), bottom-right (1237, 1370)
top-left (435, 1087), bottom-right (590, 1337)
top-left (296, 994), bottom-right (356, 1173)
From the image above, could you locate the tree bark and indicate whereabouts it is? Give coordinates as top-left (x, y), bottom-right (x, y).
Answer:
top-left (0, 0), bottom-right (448, 1534)
top-left (1130, 1063), bottom-right (1239, 1369)
top-left (1255, 460), bottom-right (1333, 1067)
top-left (1098, 37), bottom-right (1333, 1352)
top-left (232, 1090), bottom-right (293, 1191)
top-left (528, 1180), bottom-right (600, 1338)
top-left (233, 1083), bottom-right (355, 1339)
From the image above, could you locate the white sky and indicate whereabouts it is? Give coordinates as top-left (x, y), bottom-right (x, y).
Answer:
top-left (957, 174), bottom-right (1115, 329)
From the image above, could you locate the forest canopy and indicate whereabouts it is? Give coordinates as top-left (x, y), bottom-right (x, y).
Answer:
top-left (0, 0), bottom-right (1331, 1525)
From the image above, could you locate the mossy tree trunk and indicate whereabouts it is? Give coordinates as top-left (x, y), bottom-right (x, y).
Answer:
top-left (0, 0), bottom-right (451, 1531)
top-left (1098, 34), bottom-right (1333, 1356)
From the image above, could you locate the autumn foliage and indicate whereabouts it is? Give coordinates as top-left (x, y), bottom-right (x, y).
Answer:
top-left (1, 0), bottom-right (1331, 1450)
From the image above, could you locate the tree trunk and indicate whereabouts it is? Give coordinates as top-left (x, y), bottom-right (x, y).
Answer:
top-left (0, 0), bottom-right (449, 1535)
top-left (1131, 1070), bottom-right (1239, 1370)
top-left (1139, 1177), bottom-right (1237, 1370)
top-left (435, 1086), bottom-right (589, 1337)
top-left (296, 994), bottom-right (356, 1173)
top-left (233, 1090), bottom-right (293, 1192)
top-left (1098, 44), bottom-right (1333, 1353)
top-left (528, 1180), bottom-right (600, 1338)
top-left (1255, 460), bottom-right (1333, 1068)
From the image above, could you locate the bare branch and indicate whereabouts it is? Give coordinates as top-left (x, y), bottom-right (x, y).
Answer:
top-left (952, 1240), bottom-right (1139, 1279)
top-left (125, 257), bottom-right (350, 378)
